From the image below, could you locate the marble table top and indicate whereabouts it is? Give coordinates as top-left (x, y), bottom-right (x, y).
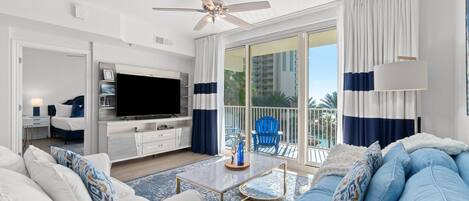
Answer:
top-left (176, 153), bottom-right (286, 193)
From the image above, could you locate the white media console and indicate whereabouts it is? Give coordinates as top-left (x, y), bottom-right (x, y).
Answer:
top-left (98, 116), bottom-right (192, 163)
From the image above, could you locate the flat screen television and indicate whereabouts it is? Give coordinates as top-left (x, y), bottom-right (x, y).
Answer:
top-left (116, 73), bottom-right (180, 117)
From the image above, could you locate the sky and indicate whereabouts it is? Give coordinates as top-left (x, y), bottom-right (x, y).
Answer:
top-left (308, 44), bottom-right (337, 101)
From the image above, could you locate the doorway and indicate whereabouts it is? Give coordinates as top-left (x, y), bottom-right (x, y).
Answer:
top-left (11, 41), bottom-right (92, 155)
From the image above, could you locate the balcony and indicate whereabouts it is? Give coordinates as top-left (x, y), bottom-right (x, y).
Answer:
top-left (224, 106), bottom-right (337, 165)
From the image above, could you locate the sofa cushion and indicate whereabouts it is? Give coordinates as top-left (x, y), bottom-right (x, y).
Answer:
top-left (332, 141), bottom-right (382, 201)
top-left (24, 146), bottom-right (92, 201)
top-left (297, 176), bottom-right (342, 201)
top-left (408, 148), bottom-right (458, 176)
top-left (0, 146), bottom-right (27, 175)
top-left (399, 166), bottom-right (469, 201)
top-left (455, 151), bottom-right (469, 186)
top-left (72, 154), bottom-right (117, 201)
top-left (383, 142), bottom-right (411, 173)
top-left (365, 159), bottom-right (406, 201)
top-left (0, 168), bottom-right (52, 201)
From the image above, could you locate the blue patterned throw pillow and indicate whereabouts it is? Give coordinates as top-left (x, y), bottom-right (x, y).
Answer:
top-left (72, 155), bottom-right (117, 201)
top-left (332, 141), bottom-right (383, 201)
top-left (50, 146), bottom-right (80, 168)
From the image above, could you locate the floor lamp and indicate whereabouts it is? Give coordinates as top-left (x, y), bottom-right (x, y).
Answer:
top-left (373, 56), bottom-right (428, 133)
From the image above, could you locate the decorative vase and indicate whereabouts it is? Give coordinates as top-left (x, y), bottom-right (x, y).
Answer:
top-left (237, 140), bottom-right (244, 166)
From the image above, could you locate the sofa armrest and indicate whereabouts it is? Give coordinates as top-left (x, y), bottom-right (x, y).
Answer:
top-left (163, 190), bottom-right (203, 201)
top-left (84, 153), bottom-right (111, 176)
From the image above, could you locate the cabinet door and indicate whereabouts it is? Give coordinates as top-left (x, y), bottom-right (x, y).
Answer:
top-left (176, 127), bottom-right (191, 148)
top-left (108, 133), bottom-right (140, 161)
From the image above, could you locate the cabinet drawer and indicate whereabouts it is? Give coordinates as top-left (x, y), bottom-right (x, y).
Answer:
top-left (142, 139), bottom-right (175, 155)
top-left (142, 130), bottom-right (175, 143)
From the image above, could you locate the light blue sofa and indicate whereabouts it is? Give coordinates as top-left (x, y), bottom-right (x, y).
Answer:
top-left (298, 147), bottom-right (469, 201)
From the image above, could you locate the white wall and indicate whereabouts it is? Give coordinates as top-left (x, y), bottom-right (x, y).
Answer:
top-left (419, 0), bottom-right (457, 139)
top-left (419, 0), bottom-right (468, 144)
top-left (0, 25), bottom-right (11, 148)
top-left (0, 0), bottom-right (194, 57)
top-left (0, 18), bottom-right (194, 152)
top-left (453, 0), bottom-right (469, 144)
top-left (22, 48), bottom-right (86, 117)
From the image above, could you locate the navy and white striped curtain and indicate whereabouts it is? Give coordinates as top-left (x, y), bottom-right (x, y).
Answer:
top-left (192, 35), bottom-right (225, 155)
top-left (342, 0), bottom-right (419, 147)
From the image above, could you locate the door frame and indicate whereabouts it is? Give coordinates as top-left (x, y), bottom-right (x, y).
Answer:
top-left (10, 40), bottom-right (92, 155)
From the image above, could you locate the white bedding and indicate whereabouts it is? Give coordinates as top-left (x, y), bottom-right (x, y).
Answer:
top-left (51, 117), bottom-right (84, 131)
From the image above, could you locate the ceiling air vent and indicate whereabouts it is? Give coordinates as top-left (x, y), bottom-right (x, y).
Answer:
top-left (155, 36), bottom-right (173, 46)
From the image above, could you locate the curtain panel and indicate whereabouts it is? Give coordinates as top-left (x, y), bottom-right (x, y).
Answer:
top-left (342, 0), bottom-right (419, 147)
top-left (192, 35), bottom-right (225, 155)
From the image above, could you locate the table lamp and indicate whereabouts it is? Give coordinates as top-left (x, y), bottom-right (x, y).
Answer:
top-left (31, 98), bottom-right (43, 116)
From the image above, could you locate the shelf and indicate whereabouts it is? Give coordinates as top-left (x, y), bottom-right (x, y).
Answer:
top-left (100, 93), bottom-right (115, 97)
top-left (100, 107), bottom-right (115, 110)
top-left (100, 80), bottom-right (116, 83)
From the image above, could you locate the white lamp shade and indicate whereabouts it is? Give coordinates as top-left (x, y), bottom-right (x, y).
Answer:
top-left (31, 98), bottom-right (43, 107)
top-left (374, 61), bottom-right (428, 91)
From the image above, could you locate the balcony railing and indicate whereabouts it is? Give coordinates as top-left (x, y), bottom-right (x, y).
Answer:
top-left (224, 106), bottom-right (337, 148)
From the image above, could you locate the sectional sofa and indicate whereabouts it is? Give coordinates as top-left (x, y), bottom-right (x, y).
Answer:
top-left (298, 138), bottom-right (469, 201)
top-left (0, 145), bottom-right (202, 201)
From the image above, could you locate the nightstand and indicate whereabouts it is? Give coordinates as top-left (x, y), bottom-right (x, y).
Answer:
top-left (23, 116), bottom-right (50, 149)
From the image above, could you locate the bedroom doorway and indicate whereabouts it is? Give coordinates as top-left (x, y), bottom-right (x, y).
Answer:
top-left (11, 40), bottom-right (92, 156)
top-left (21, 47), bottom-right (86, 154)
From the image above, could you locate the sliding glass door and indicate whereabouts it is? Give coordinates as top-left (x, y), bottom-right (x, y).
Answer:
top-left (224, 47), bottom-right (246, 149)
top-left (250, 36), bottom-right (299, 159)
top-left (306, 29), bottom-right (338, 165)
top-left (223, 27), bottom-right (339, 167)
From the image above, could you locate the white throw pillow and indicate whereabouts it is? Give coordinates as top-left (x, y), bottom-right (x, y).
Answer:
top-left (84, 153), bottom-right (111, 176)
top-left (0, 146), bottom-right (27, 175)
top-left (24, 146), bottom-right (92, 201)
top-left (0, 168), bottom-right (52, 201)
top-left (55, 104), bottom-right (73, 117)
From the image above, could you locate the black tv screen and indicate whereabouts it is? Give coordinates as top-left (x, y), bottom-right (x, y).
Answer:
top-left (116, 73), bottom-right (180, 117)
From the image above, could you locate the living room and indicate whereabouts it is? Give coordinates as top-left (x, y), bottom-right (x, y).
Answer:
top-left (1, 0), bottom-right (469, 201)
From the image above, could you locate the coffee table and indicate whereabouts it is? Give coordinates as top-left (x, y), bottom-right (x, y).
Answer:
top-left (175, 153), bottom-right (287, 201)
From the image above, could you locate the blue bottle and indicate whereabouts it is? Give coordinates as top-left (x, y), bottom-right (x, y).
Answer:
top-left (237, 140), bottom-right (244, 166)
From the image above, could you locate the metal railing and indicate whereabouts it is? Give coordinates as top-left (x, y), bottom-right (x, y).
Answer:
top-left (224, 106), bottom-right (337, 149)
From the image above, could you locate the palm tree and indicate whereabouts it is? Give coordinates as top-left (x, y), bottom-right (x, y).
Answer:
top-left (318, 92), bottom-right (337, 109)
top-left (252, 91), bottom-right (290, 107)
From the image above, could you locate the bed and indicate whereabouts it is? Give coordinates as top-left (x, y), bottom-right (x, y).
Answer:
top-left (48, 96), bottom-right (84, 144)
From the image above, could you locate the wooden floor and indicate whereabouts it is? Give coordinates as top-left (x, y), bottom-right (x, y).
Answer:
top-left (111, 150), bottom-right (212, 182)
top-left (256, 143), bottom-right (329, 164)
top-left (27, 138), bottom-right (65, 153)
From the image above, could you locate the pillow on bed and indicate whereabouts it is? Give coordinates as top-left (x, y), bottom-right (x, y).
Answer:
top-left (55, 104), bottom-right (73, 117)
top-left (71, 102), bottom-right (84, 118)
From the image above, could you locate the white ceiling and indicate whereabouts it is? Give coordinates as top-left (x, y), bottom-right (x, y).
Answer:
top-left (80, 0), bottom-right (335, 38)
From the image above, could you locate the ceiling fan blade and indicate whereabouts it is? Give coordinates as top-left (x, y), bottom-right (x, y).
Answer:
top-left (225, 1), bottom-right (271, 12)
top-left (194, 15), bottom-right (212, 31)
top-left (222, 14), bottom-right (253, 29)
top-left (202, 0), bottom-right (215, 10)
top-left (153, 8), bottom-right (206, 13)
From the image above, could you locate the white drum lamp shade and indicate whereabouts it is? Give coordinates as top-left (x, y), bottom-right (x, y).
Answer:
top-left (374, 61), bottom-right (428, 91)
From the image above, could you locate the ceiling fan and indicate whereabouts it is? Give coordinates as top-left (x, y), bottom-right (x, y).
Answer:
top-left (153, 0), bottom-right (271, 31)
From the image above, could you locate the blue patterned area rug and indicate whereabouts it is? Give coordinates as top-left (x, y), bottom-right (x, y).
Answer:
top-left (126, 157), bottom-right (312, 201)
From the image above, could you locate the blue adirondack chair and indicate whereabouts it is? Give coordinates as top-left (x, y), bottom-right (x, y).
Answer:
top-left (252, 116), bottom-right (283, 154)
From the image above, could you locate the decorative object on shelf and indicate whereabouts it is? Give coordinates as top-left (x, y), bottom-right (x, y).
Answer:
top-left (230, 145), bottom-right (237, 164)
top-left (100, 83), bottom-right (115, 95)
top-left (100, 96), bottom-right (111, 107)
top-left (31, 98), bottom-right (43, 116)
top-left (103, 69), bottom-right (115, 81)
